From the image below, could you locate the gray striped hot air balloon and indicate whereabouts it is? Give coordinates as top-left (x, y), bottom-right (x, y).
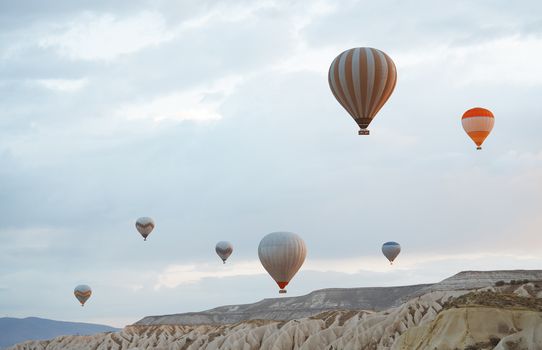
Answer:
top-left (74, 285), bottom-right (92, 306)
top-left (135, 217), bottom-right (155, 241)
top-left (215, 241), bottom-right (233, 264)
top-left (329, 47), bottom-right (397, 135)
top-left (258, 232), bottom-right (307, 294)
top-left (382, 242), bottom-right (401, 265)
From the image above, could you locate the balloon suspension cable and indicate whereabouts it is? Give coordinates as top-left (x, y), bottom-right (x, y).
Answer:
top-left (358, 129), bottom-right (370, 136)
top-left (279, 289), bottom-right (287, 294)
top-left (477, 146), bottom-right (482, 150)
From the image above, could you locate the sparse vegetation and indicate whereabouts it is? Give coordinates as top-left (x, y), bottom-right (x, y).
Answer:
top-left (495, 279), bottom-right (532, 287)
top-left (444, 290), bottom-right (542, 311)
top-left (464, 345), bottom-right (480, 350)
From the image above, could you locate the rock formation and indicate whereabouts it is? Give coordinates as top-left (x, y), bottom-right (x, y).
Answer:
top-left (8, 270), bottom-right (542, 350)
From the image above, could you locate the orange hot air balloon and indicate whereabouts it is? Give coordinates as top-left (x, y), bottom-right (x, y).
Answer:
top-left (328, 47), bottom-right (397, 135)
top-left (461, 107), bottom-right (494, 150)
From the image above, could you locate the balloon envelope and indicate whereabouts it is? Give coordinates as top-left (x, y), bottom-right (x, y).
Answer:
top-left (328, 47), bottom-right (397, 135)
top-left (74, 285), bottom-right (92, 306)
top-left (462, 107), bottom-right (494, 150)
top-left (136, 217), bottom-right (155, 240)
top-left (258, 232), bottom-right (307, 293)
top-left (382, 242), bottom-right (401, 264)
top-left (215, 241), bottom-right (233, 263)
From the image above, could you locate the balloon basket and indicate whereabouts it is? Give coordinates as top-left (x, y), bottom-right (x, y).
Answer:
top-left (477, 146), bottom-right (482, 150)
top-left (279, 289), bottom-right (287, 294)
top-left (358, 129), bottom-right (370, 136)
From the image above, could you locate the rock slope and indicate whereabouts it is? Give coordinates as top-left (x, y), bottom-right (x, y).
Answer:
top-left (424, 270), bottom-right (542, 292)
top-left (137, 284), bottom-right (430, 325)
top-left (8, 270), bottom-right (542, 350)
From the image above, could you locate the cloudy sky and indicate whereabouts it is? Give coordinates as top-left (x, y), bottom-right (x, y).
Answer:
top-left (1, 0), bottom-right (542, 327)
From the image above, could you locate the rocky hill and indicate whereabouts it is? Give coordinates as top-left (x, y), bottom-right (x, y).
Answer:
top-left (7, 270), bottom-right (542, 350)
top-left (423, 269), bottom-right (542, 292)
top-left (137, 269), bottom-right (542, 326)
top-left (136, 284), bottom-right (429, 326)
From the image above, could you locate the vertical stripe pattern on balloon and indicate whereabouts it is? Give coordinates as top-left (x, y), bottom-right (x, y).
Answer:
top-left (329, 47), bottom-right (397, 131)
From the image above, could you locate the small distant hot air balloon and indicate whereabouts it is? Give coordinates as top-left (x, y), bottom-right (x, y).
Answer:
top-left (258, 232), bottom-right (307, 294)
top-left (136, 217), bottom-right (155, 241)
top-left (329, 47), bottom-right (397, 135)
top-left (382, 242), bottom-right (401, 265)
top-left (461, 107), bottom-right (494, 150)
top-left (215, 241), bottom-right (233, 264)
top-left (74, 285), bottom-right (92, 306)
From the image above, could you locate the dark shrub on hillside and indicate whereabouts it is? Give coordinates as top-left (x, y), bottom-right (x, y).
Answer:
top-left (464, 345), bottom-right (481, 350)
top-left (489, 337), bottom-right (500, 346)
top-left (495, 281), bottom-right (505, 287)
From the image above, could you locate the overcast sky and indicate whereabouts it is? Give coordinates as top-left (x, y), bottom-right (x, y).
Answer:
top-left (1, 0), bottom-right (542, 327)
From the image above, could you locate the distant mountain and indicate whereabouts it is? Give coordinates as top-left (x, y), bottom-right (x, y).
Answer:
top-left (8, 270), bottom-right (542, 350)
top-left (137, 270), bottom-right (542, 326)
top-left (136, 284), bottom-right (431, 325)
top-left (0, 317), bottom-right (119, 349)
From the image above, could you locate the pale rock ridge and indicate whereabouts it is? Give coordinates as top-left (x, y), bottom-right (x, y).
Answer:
top-left (7, 290), bottom-right (464, 350)
top-left (8, 270), bottom-right (542, 350)
top-left (136, 284), bottom-right (430, 326)
top-left (425, 270), bottom-right (542, 292)
top-left (394, 308), bottom-right (542, 350)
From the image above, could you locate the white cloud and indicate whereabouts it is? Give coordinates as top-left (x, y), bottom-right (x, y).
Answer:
top-left (34, 2), bottom-right (283, 62)
top-left (272, 45), bottom-right (337, 75)
top-left (115, 75), bottom-right (244, 123)
top-left (395, 35), bottom-right (542, 86)
top-left (34, 78), bottom-right (88, 92)
top-left (499, 149), bottom-right (542, 165)
top-left (452, 35), bottom-right (542, 86)
top-left (154, 252), bottom-right (542, 290)
top-left (155, 261), bottom-right (265, 289)
top-left (39, 11), bottom-right (174, 61)
top-left (0, 227), bottom-right (67, 253)
top-left (179, 0), bottom-right (278, 29)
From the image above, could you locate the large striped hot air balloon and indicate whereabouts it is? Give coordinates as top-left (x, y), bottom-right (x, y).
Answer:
top-left (328, 47), bottom-right (397, 135)
top-left (461, 107), bottom-right (494, 150)
top-left (258, 232), bottom-right (307, 294)
top-left (136, 217), bottom-right (155, 241)
top-left (382, 242), bottom-right (401, 265)
top-left (74, 285), bottom-right (92, 306)
top-left (215, 241), bottom-right (233, 264)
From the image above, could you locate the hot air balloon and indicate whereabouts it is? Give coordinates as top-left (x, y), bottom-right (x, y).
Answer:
top-left (382, 242), bottom-right (401, 265)
top-left (461, 107), bottom-right (494, 150)
top-left (74, 285), bottom-right (92, 306)
top-left (258, 232), bottom-right (307, 294)
top-left (328, 47), bottom-right (397, 135)
top-left (136, 217), bottom-right (155, 241)
top-left (215, 241), bottom-right (233, 264)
